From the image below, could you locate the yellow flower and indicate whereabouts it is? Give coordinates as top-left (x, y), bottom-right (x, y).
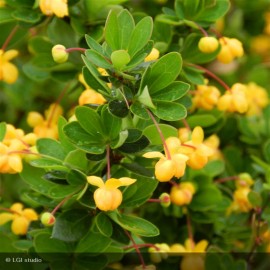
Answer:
top-left (40, 0), bottom-right (68, 18)
top-left (143, 137), bottom-right (189, 182)
top-left (0, 49), bottom-right (19, 84)
top-left (0, 203), bottom-right (38, 235)
top-left (0, 0), bottom-right (5, 7)
top-left (170, 182), bottom-right (196, 206)
top-left (87, 176), bottom-right (136, 211)
top-left (179, 127), bottom-right (214, 170)
top-left (217, 83), bottom-right (248, 113)
top-left (170, 239), bottom-right (208, 270)
top-left (203, 134), bottom-right (223, 160)
top-left (144, 48), bottom-right (160, 62)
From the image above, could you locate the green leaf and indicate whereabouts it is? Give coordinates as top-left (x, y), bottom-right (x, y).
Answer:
top-left (49, 184), bottom-right (82, 199)
top-left (190, 186), bottom-right (222, 211)
top-left (52, 210), bottom-right (92, 242)
top-left (85, 50), bottom-right (112, 69)
top-left (186, 114), bottom-right (218, 128)
top-left (122, 174), bottom-right (158, 207)
top-left (143, 124), bottom-right (178, 145)
top-left (64, 149), bottom-right (88, 171)
top-left (107, 212), bottom-right (159, 237)
top-left (34, 232), bottom-right (72, 261)
top-left (137, 86), bottom-right (156, 109)
top-left (130, 102), bottom-right (150, 120)
top-left (0, 8), bottom-right (15, 24)
top-left (152, 81), bottom-right (190, 101)
top-left (181, 65), bottom-right (204, 85)
top-left (75, 106), bottom-right (104, 137)
top-left (101, 105), bottom-right (122, 141)
top-left (108, 100), bottom-right (129, 118)
top-left (85, 34), bottom-right (104, 54)
top-left (81, 61), bottom-right (109, 93)
top-left (76, 231), bottom-right (111, 253)
top-left (0, 122), bottom-right (6, 141)
top-left (141, 52), bottom-right (182, 94)
top-left (12, 8), bottom-right (41, 23)
top-left (28, 36), bottom-right (53, 54)
top-left (205, 253), bottom-right (226, 270)
top-left (248, 191), bottom-right (262, 207)
top-left (37, 138), bottom-right (66, 160)
top-left (128, 16), bottom-right (153, 57)
top-left (63, 121), bottom-right (106, 154)
top-left (118, 9), bottom-right (135, 49)
top-left (152, 101), bottom-right (187, 121)
top-left (263, 139), bottom-right (270, 163)
top-left (105, 10), bottom-right (119, 51)
top-left (202, 160), bottom-right (225, 177)
top-left (110, 130), bottom-right (129, 149)
top-left (30, 158), bottom-right (66, 170)
top-left (66, 170), bottom-right (87, 186)
top-left (95, 213), bottom-right (113, 237)
top-left (118, 135), bottom-right (149, 153)
top-left (20, 163), bottom-right (59, 196)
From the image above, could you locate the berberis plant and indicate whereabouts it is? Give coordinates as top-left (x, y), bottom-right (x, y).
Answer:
top-left (1, 0), bottom-right (270, 269)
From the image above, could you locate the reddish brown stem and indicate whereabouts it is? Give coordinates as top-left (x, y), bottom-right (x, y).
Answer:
top-left (0, 207), bottom-right (20, 215)
top-left (169, 181), bottom-right (179, 187)
top-left (1, 25), bottom-right (19, 51)
top-left (146, 109), bottom-right (171, 160)
top-left (181, 143), bottom-right (196, 150)
top-left (215, 176), bottom-right (239, 184)
top-left (65, 47), bottom-right (86, 53)
top-left (194, 22), bottom-right (208, 37)
top-left (186, 212), bottom-right (195, 250)
top-left (147, 198), bottom-right (163, 203)
top-left (123, 243), bottom-right (160, 251)
top-left (124, 230), bottom-right (146, 268)
top-left (182, 119), bottom-right (191, 131)
top-left (51, 194), bottom-right (74, 215)
top-left (187, 63), bottom-right (231, 91)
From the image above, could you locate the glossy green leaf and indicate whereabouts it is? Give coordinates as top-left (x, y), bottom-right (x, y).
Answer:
top-left (64, 149), bottom-right (88, 171)
top-left (143, 124), bottom-right (178, 145)
top-left (107, 212), bottom-right (159, 237)
top-left (202, 160), bottom-right (225, 178)
top-left (152, 81), bottom-right (190, 101)
top-left (66, 170), bottom-right (87, 186)
top-left (130, 102), bottom-right (150, 120)
top-left (181, 65), bottom-right (204, 85)
top-left (137, 86), bottom-right (156, 109)
top-left (105, 10), bottom-right (119, 51)
top-left (63, 121), bottom-right (106, 154)
top-left (141, 52), bottom-right (182, 94)
top-left (75, 106), bottom-right (104, 136)
top-left (122, 174), bottom-right (158, 207)
top-left (29, 158), bottom-right (66, 170)
top-left (37, 138), bottom-right (66, 160)
top-left (85, 50), bottom-right (112, 69)
top-left (108, 100), bottom-right (129, 118)
top-left (48, 184), bottom-right (82, 199)
top-left (128, 16), bottom-right (153, 57)
top-left (118, 9), bottom-right (135, 49)
top-left (118, 135), bottom-right (149, 153)
top-left (95, 213), bottom-right (113, 237)
top-left (75, 231), bottom-right (111, 253)
top-left (12, 8), bottom-right (41, 24)
top-left (152, 101), bottom-right (187, 121)
top-left (0, 8), bottom-right (15, 24)
top-left (85, 34), bottom-right (104, 54)
top-left (0, 122), bottom-right (6, 142)
top-left (101, 105), bottom-right (122, 141)
top-left (52, 210), bottom-right (92, 242)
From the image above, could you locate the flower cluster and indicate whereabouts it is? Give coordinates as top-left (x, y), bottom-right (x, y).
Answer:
top-left (0, 49), bottom-right (19, 84)
top-left (0, 203), bottom-right (38, 235)
top-left (217, 37), bottom-right (244, 64)
top-left (39, 0), bottom-right (68, 18)
top-left (192, 80), bottom-right (221, 110)
top-left (0, 124), bottom-right (37, 174)
top-left (27, 103), bottom-right (63, 139)
top-left (87, 176), bottom-right (136, 211)
top-left (227, 173), bottom-right (254, 214)
top-left (217, 83), bottom-right (248, 113)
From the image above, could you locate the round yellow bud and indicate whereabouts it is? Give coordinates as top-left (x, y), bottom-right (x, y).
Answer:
top-left (52, 44), bottom-right (69, 63)
top-left (198, 37), bottom-right (219, 53)
top-left (27, 112), bottom-right (44, 127)
top-left (41, 212), bottom-right (56, 226)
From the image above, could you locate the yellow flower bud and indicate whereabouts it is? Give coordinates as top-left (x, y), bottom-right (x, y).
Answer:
top-left (27, 112), bottom-right (44, 127)
top-left (52, 44), bottom-right (69, 63)
top-left (198, 37), bottom-right (219, 53)
top-left (145, 48), bottom-right (160, 62)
